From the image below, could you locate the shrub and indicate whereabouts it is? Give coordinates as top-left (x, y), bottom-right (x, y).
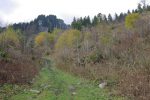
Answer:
top-left (125, 13), bottom-right (140, 29)
top-left (0, 49), bottom-right (8, 61)
top-left (0, 27), bottom-right (20, 48)
top-left (87, 51), bottom-right (104, 64)
top-left (100, 33), bottom-right (113, 45)
top-left (0, 44), bottom-right (39, 84)
top-left (55, 29), bottom-right (81, 49)
top-left (35, 32), bottom-right (48, 46)
top-left (134, 13), bottom-right (150, 37)
top-left (35, 29), bottom-right (61, 47)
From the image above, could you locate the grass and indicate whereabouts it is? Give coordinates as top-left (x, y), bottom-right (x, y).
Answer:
top-left (0, 64), bottom-right (124, 100)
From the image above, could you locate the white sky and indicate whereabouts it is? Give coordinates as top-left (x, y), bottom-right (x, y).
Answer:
top-left (0, 0), bottom-right (143, 25)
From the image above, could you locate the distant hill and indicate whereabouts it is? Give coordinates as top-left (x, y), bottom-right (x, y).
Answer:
top-left (13, 15), bottom-right (69, 34)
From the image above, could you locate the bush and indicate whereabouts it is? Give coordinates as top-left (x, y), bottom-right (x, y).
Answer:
top-left (0, 27), bottom-right (20, 48)
top-left (0, 27), bottom-right (41, 84)
top-left (125, 13), bottom-right (140, 29)
top-left (87, 51), bottom-right (104, 64)
top-left (35, 32), bottom-right (48, 46)
top-left (134, 13), bottom-right (150, 37)
top-left (55, 29), bottom-right (81, 49)
top-left (0, 48), bottom-right (39, 84)
top-left (0, 49), bottom-right (8, 61)
top-left (35, 29), bottom-right (61, 48)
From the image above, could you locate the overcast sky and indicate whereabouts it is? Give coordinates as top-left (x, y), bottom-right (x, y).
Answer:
top-left (0, 0), bottom-right (144, 26)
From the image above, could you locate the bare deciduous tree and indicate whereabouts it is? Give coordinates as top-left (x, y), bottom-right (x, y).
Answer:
top-left (141, 0), bottom-right (149, 9)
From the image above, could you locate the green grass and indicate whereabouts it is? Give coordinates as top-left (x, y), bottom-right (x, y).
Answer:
top-left (0, 66), bottom-right (124, 100)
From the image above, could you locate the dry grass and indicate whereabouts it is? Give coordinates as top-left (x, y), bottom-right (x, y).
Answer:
top-left (119, 68), bottom-right (150, 100)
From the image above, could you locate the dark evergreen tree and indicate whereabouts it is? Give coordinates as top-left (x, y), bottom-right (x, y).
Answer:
top-left (114, 13), bottom-right (119, 22)
top-left (92, 16), bottom-right (98, 26)
top-left (97, 13), bottom-right (103, 23)
top-left (86, 16), bottom-right (91, 27)
top-left (127, 10), bottom-right (131, 14)
top-left (118, 13), bottom-right (125, 22)
top-left (71, 17), bottom-right (82, 30)
top-left (82, 16), bottom-right (91, 27)
top-left (103, 15), bottom-right (108, 23)
top-left (138, 3), bottom-right (143, 13)
top-left (146, 5), bottom-right (150, 11)
top-left (108, 14), bottom-right (113, 22)
top-left (132, 10), bottom-right (135, 13)
top-left (134, 9), bottom-right (139, 13)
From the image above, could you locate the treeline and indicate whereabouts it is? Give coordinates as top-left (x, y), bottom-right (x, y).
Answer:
top-left (71, 13), bottom-right (126, 30)
top-left (71, 1), bottom-right (150, 30)
top-left (12, 15), bottom-right (68, 34)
